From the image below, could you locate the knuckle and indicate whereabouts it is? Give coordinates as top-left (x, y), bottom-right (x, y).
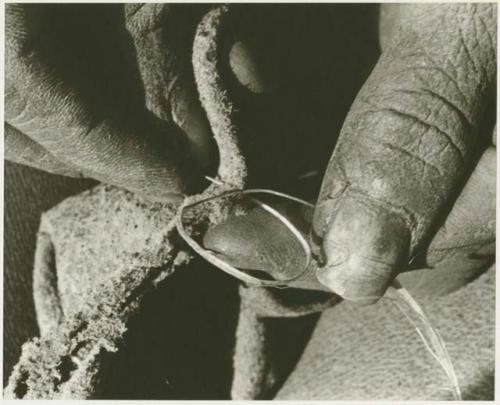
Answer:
top-left (360, 81), bottom-right (473, 169)
top-left (357, 96), bottom-right (467, 177)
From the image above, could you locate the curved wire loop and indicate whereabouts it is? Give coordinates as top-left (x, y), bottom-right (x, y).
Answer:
top-left (176, 188), bottom-right (313, 287)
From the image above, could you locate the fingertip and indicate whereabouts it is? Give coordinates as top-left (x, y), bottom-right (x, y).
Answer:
top-left (79, 118), bottom-right (208, 203)
top-left (229, 40), bottom-right (277, 94)
top-left (316, 196), bottom-right (411, 303)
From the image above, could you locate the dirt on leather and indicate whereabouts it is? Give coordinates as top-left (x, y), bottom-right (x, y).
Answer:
top-left (4, 4), bottom-right (385, 400)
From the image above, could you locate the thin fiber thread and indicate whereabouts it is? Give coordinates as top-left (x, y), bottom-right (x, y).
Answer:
top-left (7, 3), bottom-right (462, 399)
top-left (337, 281), bottom-right (462, 399)
top-left (387, 281), bottom-right (462, 400)
top-left (177, 181), bottom-right (314, 287)
top-left (177, 183), bottom-right (463, 400)
top-left (6, 5), bottom-right (249, 399)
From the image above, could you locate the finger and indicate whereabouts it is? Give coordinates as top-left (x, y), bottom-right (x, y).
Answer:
top-left (399, 146), bottom-right (496, 297)
top-left (428, 147), bottom-right (495, 254)
top-left (227, 6), bottom-right (285, 96)
top-left (313, 3), bottom-right (496, 302)
top-left (202, 204), bottom-right (309, 282)
top-left (125, 3), bottom-right (215, 171)
top-left (6, 4), bottom-right (200, 201)
top-left (229, 41), bottom-right (276, 95)
top-left (203, 147), bottom-right (494, 293)
top-left (5, 123), bottom-right (83, 177)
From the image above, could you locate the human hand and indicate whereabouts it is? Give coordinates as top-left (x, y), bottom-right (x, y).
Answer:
top-left (312, 3), bottom-right (496, 302)
top-left (202, 3), bottom-right (496, 301)
top-left (5, 4), bottom-right (214, 202)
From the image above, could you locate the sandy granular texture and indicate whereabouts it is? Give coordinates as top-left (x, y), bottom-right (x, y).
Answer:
top-left (34, 185), bottom-right (183, 332)
top-left (5, 5), bottom-right (250, 399)
top-left (7, 3), bottom-right (494, 400)
top-left (276, 265), bottom-right (495, 400)
top-left (4, 184), bottom-right (190, 399)
top-left (192, 5), bottom-right (247, 190)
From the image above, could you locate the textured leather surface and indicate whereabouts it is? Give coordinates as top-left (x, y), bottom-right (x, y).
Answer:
top-left (277, 265), bottom-right (495, 400)
top-left (4, 3), bottom-right (495, 399)
top-left (3, 161), bottom-right (95, 386)
top-left (3, 162), bottom-right (496, 400)
top-left (4, 172), bottom-right (241, 399)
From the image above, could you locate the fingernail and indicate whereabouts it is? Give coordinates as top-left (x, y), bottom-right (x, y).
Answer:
top-left (316, 197), bottom-right (410, 304)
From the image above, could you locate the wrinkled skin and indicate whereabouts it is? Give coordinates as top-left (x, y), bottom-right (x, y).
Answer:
top-left (312, 3), bottom-right (496, 301)
top-left (5, 4), bottom-right (214, 201)
top-left (5, 4), bottom-right (496, 301)
top-left (205, 3), bottom-right (496, 302)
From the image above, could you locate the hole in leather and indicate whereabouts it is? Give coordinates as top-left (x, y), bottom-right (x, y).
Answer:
top-left (56, 356), bottom-right (78, 384)
top-left (14, 370), bottom-right (29, 398)
top-left (71, 340), bottom-right (88, 358)
top-left (69, 320), bottom-right (88, 339)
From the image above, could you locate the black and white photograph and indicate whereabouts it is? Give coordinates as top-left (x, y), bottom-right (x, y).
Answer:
top-left (3, 2), bottom-right (497, 400)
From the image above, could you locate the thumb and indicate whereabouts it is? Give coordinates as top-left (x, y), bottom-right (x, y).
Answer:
top-left (313, 3), bottom-right (496, 303)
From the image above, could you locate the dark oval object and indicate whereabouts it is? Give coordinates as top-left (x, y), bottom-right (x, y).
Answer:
top-left (202, 206), bottom-right (307, 281)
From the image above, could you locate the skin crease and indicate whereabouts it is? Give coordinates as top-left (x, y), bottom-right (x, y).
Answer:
top-left (312, 3), bottom-right (496, 302)
top-left (5, 4), bottom-right (213, 201)
top-left (204, 3), bottom-right (496, 302)
top-left (3, 6), bottom-right (494, 401)
top-left (5, 4), bottom-right (496, 301)
top-left (203, 141), bottom-right (495, 296)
